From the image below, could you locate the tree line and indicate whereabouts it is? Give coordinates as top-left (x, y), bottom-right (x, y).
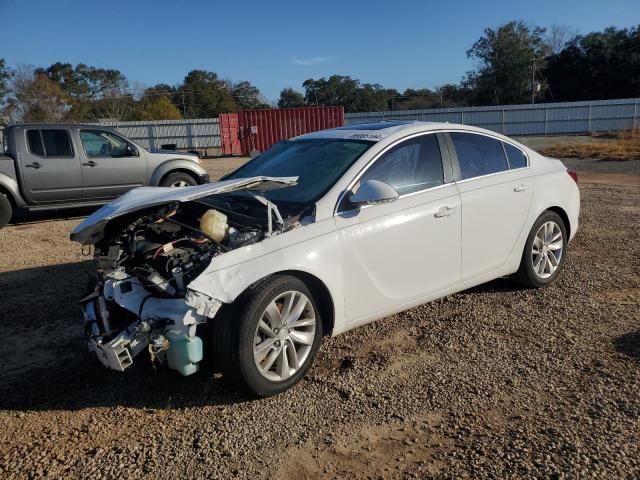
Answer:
top-left (0, 22), bottom-right (638, 124)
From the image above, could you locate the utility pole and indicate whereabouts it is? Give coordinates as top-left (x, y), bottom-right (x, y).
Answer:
top-left (531, 59), bottom-right (536, 104)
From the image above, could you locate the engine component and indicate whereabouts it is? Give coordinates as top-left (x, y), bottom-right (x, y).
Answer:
top-left (199, 208), bottom-right (227, 242)
top-left (165, 331), bottom-right (204, 376)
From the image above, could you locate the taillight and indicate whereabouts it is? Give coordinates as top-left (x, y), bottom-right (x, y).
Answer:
top-left (567, 169), bottom-right (578, 184)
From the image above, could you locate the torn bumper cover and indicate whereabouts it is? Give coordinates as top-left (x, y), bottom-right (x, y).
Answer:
top-left (72, 176), bottom-right (298, 376)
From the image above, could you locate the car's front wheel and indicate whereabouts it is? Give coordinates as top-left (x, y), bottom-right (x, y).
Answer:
top-left (515, 210), bottom-right (568, 288)
top-left (212, 275), bottom-right (323, 397)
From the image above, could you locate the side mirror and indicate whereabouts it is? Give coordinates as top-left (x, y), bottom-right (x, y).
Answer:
top-left (349, 179), bottom-right (399, 206)
top-left (125, 144), bottom-right (138, 157)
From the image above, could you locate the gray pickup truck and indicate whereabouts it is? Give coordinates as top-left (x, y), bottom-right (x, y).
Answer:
top-left (0, 124), bottom-right (210, 227)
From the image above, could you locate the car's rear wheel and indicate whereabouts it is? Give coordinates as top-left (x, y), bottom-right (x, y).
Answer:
top-left (0, 193), bottom-right (12, 228)
top-left (212, 275), bottom-right (323, 397)
top-left (514, 211), bottom-right (568, 288)
top-left (161, 172), bottom-right (199, 187)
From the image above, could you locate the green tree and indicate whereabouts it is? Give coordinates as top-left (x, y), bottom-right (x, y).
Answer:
top-left (232, 80), bottom-right (269, 110)
top-left (136, 95), bottom-right (183, 120)
top-left (302, 75), bottom-right (394, 112)
top-left (543, 26), bottom-right (640, 101)
top-left (178, 70), bottom-right (238, 117)
top-left (466, 21), bottom-right (550, 105)
top-left (277, 88), bottom-right (306, 108)
top-left (37, 62), bottom-right (131, 120)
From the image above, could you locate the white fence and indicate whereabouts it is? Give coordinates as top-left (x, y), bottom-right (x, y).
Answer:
top-left (98, 117), bottom-right (220, 150)
top-left (345, 98), bottom-right (640, 136)
top-left (2, 98), bottom-right (638, 154)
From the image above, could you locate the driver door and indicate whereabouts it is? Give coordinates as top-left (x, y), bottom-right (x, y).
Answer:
top-left (78, 129), bottom-right (147, 200)
top-left (334, 133), bottom-right (462, 325)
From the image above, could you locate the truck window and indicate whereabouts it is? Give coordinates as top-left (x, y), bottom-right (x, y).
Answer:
top-left (80, 130), bottom-right (129, 157)
top-left (27, 130), bottom-right (45, 156)
top-left (27, 129), bottom-right (73, 157)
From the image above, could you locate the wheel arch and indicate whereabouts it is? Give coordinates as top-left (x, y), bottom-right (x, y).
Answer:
top-left (148, 158), bottom-right (208, 186)
top-left (545, 205), bottom-right (571, 238)
top-left (233, 269), bottom-right (336, 337)
top-left (0, 184), bottom-right (16, 208)
top-left (159, 168), bottom-right (200, 186)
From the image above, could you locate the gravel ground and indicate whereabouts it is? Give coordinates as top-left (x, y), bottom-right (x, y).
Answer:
top-left (0, 156), bottom-right (638, 479)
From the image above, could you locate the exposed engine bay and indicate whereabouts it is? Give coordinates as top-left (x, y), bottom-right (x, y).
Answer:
top-left (76, 180), bottom-right (307, 376)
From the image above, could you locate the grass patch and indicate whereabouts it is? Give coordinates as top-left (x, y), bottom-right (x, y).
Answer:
top-left (540, 130), bottom-right (640, 161)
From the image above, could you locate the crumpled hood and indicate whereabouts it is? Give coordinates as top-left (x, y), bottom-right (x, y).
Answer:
top-left (70, 176), bottom-right (297, 245)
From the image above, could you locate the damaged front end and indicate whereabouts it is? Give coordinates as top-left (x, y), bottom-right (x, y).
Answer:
top-left (72, 177), bottom-right (302, 376)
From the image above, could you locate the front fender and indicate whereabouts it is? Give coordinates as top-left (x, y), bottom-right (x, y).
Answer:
top-left (149, 159), bottom-right (209, 186)
top-left (0, 171), bottom-right (27, 207)
top-left (187, 219), bottom-right (347, 335)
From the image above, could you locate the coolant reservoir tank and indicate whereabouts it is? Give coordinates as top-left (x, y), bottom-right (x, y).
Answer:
top-left (200, 209), bottom-right (227, 242)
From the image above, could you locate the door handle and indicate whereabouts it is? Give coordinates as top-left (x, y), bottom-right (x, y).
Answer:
top-left (513, 184), bottom-right (528, 192)
top-left (82, 160), bottom-right (97, 167)
top-left (434, 206), bottom-right (455, 218)
top-left (25, 162), bottom-right (42, 169)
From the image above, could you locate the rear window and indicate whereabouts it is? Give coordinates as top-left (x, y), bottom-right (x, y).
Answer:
top-left (26, 129), bottom-right (73, 157)
top-left (503, 142), bottom-right (528, 169)
top-left (27, 130), bottom-right (45, 156)
top-left (450, 132), bottom-right (508, 180)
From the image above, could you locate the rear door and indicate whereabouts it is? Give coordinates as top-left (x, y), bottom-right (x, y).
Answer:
top-left (78, 129), bottom-right (147, 200)
top-left (19, 128), bottom-right (83, 203)
top-left (445, 132), bottom-right (533, 281)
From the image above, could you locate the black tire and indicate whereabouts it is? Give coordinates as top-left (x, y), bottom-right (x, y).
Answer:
top-left (514, 210), bottom-right (568, 288)
top-left (0, 193), bottom-right (12, 228)
top-left (161, 172), bottom-right (199, 187)
top-left (211, 275), bottom-right (323, 397)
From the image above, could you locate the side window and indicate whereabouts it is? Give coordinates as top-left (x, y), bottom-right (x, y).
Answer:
top-left (358, 134), bottom-right (444, 196)
top-left (26, 129), bottom-right (73, 157)
top-left (503, 142), bottom-right (528, 169)
top-left (80, 130), bottom-right (130, 157)
top-left (27, 130), bottom-right (45, 156)
top-left (450, 132), bottom-right (508, 180)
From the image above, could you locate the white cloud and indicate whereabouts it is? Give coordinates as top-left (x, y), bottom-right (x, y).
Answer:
top-left (291, 56), bottom-right (333, 66)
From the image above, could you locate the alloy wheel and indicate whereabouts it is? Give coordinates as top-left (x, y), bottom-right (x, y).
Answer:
top-left (531, 221), bottom-right (564, 279)
top-left (252, 291), bottom-right (316, 382)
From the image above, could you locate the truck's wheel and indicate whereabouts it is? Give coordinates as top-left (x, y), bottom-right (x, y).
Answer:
top-left (161, 172), bottom-right (199, 187)
top-left (0, 193), bottom-right (12, 228)
top-left (211, 275), bottom-right (323, 397)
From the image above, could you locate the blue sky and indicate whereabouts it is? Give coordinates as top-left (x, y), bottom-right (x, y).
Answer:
top-left (1, 0), bottom-right (638, 101)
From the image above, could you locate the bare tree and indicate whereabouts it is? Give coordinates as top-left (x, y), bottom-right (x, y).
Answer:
top-left (547, 23), bottom-right (578, 55)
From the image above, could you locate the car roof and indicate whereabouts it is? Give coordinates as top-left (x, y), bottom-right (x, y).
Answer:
top-left (7, 123), bottom-right (114, 130)
top-left (293, 120), bottom-right (522, 148)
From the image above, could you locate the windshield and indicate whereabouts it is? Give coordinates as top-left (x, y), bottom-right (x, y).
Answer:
top-left (224, 138), bottom-right (373, 205)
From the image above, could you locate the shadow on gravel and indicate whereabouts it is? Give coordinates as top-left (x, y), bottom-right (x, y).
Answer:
top-left (614, 331), bottom-right (640, 362)
top-left (463, 277), bottom-right (526, 294)
top-left (0, 261), bottom-right (248, 412)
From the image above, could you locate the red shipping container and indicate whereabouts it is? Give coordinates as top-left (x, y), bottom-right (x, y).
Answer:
top-left (237, 106), bottom-right (344, 156)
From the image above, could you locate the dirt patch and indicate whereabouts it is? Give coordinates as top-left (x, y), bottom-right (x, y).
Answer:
top-left (593, 288), bottom-right (640, 305)
top-left (279, 412), bottom-right (452, 479)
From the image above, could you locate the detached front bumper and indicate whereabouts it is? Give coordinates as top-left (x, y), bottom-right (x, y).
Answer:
top-left (81, 272), bottom-right (221, 375)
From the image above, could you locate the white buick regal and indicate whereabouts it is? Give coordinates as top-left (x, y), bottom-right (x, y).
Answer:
top-left (72, 121), bottom-right (580, 396)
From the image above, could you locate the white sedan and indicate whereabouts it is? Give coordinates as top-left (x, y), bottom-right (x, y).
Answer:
top-left (72, 121), bottom-right (580, 396)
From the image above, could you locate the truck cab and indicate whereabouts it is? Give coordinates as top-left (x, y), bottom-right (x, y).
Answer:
top-left (0, 124), bottom-right (209, 226)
